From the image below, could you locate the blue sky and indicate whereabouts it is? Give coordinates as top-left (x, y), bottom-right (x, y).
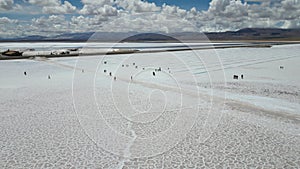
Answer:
top-left (61, 0), bottom-right (259, 11)
top-left (38, 0), bottom-right (212, 11)
top-left (11, 0), bottom-right (212, 12)
top-left (0, 0), bottom-right (299, 38)
top-left (144, 0), bottom-right (211, 11)
top-left (11, 0), bottom-right (256, 12)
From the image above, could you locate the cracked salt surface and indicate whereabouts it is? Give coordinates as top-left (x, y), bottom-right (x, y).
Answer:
top-left (199, 87), bottom-right (300, 116)
top-left (1, 43), bottom-right (300, 168)
top-left (117, 124), bottom-right (137, 169)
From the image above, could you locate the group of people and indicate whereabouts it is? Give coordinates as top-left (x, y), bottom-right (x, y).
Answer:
top-left (23, 71), bottom-right (51, 79)
top-left (103, 60), bottom-right (172, 81)
top-left (23, 60), bottom-right (172, 81)
top-left (153, 67), bottom-right (171, 76)
top-left (233, 74), bottom-right (244, 80)
top-left (104, 61), bottom-right (137, 81)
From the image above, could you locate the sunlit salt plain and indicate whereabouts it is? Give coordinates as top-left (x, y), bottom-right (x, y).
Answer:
top-left (1, 43), bottom-right (300, 168)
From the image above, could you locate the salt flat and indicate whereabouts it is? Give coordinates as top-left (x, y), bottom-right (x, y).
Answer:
top-left (0, 43), bottom-right (300, 168)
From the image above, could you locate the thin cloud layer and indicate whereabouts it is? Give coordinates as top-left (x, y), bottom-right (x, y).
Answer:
top-left (0, 0), bottom-right (300, 38)
top-left (27, 0), bottom-right (77, 14)
top-left (0, 0), bottom-right (14, 11)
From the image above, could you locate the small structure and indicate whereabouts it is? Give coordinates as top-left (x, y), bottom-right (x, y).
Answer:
top-left (68, 48), bottom-right (79, 51)
top-left (114, 76), bottom-right (117, 80)
top-left (122, 64), bottom-right (124, 67)
top-left (48, 75), bottom-right (51, 79)
top-left (135, 66), bottom-right (138, 69)
top-left (233, 75), bottom-right (238, 79)
top-left (241, 74), bottom-right (244, 79)
top-left (280, 66), bottom-right (284, 69)
top-left (126, 64), bottom-right (129, 67)
top-left (104, 61), bottom-right (107, 64)
top-left (82, 69), bottom-right (84, 73)
top-left (2, 49), bottom-right (23, 56)
top-left (104, 70), bottom-right (107, 73)
top-left (155, 67), bottom-right (162, 72)
top-left (52, 50), bottom-right (70, 55)
top-left (133, 63), bottom-right (135, 66)
top-left (130, 76), bottom-right (133, 80)
top-left (109, 72), bottom-right (112, 76)
top-left (60, 51), bottom-right (70, 55)
top-left (153, 72), bottom-right (156, 76)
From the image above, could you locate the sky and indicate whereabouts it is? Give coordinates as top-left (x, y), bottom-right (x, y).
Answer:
top-left (0, 0), bottom-right (299, 38)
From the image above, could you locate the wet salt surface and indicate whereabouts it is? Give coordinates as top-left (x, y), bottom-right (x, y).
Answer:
top-left (1, 43), bottom-right (300, 168)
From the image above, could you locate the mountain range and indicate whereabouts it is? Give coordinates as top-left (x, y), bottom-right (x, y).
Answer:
top-left (1, 28), bottom-right (300, 42)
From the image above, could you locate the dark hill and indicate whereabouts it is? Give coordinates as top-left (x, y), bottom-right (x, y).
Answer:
top-left (1, 28), bottom-right (300, 42)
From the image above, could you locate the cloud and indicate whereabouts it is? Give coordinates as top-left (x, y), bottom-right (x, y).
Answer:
top-left (0, 17), bottom-right (20, 38)
top-left (99, 10), bottom-right (198, 33)
top-left (79, 0), bottom-right (117, 15)
top-left (27, 0), bottom-right (76, 14)
top-left (195, 0), bottom-right (300, 31)
top-left (27, 0), bottom-right (59, 6)
top-left (42, 1), bottom-right (76, 14)
top-left (80, 0), bottom-right (160, 15)
top-left (0, 0), bottom-right (13, 11)
top-left (2, 0), bottom-right (300, 38)
top-left (70, 15), bottom-right (108, 31)
top-left (0, 16), bottom-right (17, 23)
top-left (207, 0), bottom-right (248, 18)
top-left (30, 15), bottom-right (71, 35)
top-left (282, 19), bottom-right (300, 29)
top-left (161, 3), bottom-right (187, 17)
top-left (117, 0), bottom-right (161, 13)
top-left (79, 4), bottom-right (117, 16)
top-left (277, 0), bottom-right (300, 20)
top-left (281, 0), bottom-right (300, 10)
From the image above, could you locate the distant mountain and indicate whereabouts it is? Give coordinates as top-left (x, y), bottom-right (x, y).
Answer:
top-left (1, 28), bottom-right (300, 42)
top-left (120, 33), bottom-right (180, 42)
top-left (206, 28), bottom-right (300, 41)
top-left (50, 32), bottom-right (94, 41)
top-left (9, 35), bottom-right (47, 41)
